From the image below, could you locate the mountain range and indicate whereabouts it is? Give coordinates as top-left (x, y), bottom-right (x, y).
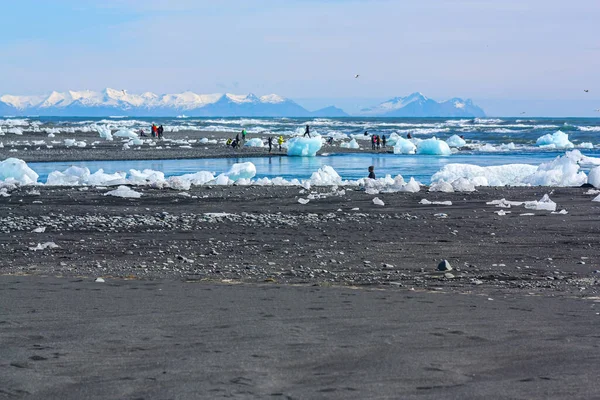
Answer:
top-left (360, 92), bottom-right (485, 117)
top-left (0, 89), bottom-right (485, 117)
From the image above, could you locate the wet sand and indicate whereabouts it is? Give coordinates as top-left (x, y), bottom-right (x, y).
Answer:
top-left (1, 275), bottom-right (599, 399)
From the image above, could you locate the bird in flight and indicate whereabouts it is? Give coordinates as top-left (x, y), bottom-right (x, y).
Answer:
top-left (122, 89), bottom-right (127, 95)
top-left (355, 74), bottom-right (360, 79)
top-left (584, 89), bottom-right (589, 93)
top-left (595, 109), bottom-right (600, 112)
top-left (520, 112), bottom-right (526, 115)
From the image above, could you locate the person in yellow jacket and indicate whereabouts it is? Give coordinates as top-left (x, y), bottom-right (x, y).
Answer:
top-left (277, 135), bottom-right (284, 151)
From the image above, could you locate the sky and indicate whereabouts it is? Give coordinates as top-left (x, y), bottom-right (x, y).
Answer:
top-left (1, 0), bottom-right (599, 116)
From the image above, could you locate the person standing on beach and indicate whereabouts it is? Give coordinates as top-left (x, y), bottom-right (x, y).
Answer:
top-left (376, 135), bottom-right (381, 150)
top-left (242, 129), bottom-right (247, 143)
top-left (278, 135), bottom-right (284, 151)
top-left (304, 125), bottom-right (311, 138)
top-left (158, 125), bottom-right (164, 139)
top-left (382, 134), bottom-right (387, 148)
top-left (371, 134), bottom-right (376, 150)
top-left (236, 133), bottom-right (240, 144)
top-left (268, 137), bottom-right (273, 153)
top-left (368, 166), bottom-right (376, 179)
top-left (151, 124), bottom-right (157, 138)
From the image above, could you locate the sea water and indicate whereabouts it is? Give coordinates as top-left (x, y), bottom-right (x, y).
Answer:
top-left (4, 116), bottom-right (600, 182)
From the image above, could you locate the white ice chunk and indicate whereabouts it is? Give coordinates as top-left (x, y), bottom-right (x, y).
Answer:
top-left (340, 139), bottom-right (360, 149)
top-left (451, 177), bottom-right (476, 192)
top-left (95, 125), bottom-right (113, 141)
top-left (225, 162), bottom-right (256, 181)
top-left (419, 199), bottom-right (452, 205)
top-left (0, 158), bottom-right (39, 184)
top-left (393, 137), bottom-right (417, 154)
top-left (298, 198), bottom-right (310, 204)
top-left (309, 165), bottom-right (342, 186)
top-left (244, 138), bottom-right (264, 147)
top-left (429, 181), bottom-right (454, 192)
top-left (104, 185), bottom-right (142, 198)
top-left (373, 197), bottom-right (385, 206)
top-left (29, 242), bottom-right (59, 251)
top-left (114, 129), bottom-right (138, 139)
top-left (588, 166), bottom-right (600, 188)
top-left (446, 135), bottom-right (466, 148)
top-left (524, 194), bottom-right (556, 211)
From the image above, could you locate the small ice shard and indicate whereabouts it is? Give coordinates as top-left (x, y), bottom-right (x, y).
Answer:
top-left (104, 186), bottom-right (142, 198)
top-left (373, 197), bottom-right (385, 206)
top-left (298, 198), bottom-right (310, 204)
top-left (95, 277), bottom-right (105, 283)
top-left (29, 242), bottom-right (59, 251)
top-left (31, 227), bottom-right (46, 233)
top-left (495, 210), bottom-right (510, 216)
top-left (434, 213), bottom-right (448, 218)
top-left (419, 199), bottom-right (452, 206)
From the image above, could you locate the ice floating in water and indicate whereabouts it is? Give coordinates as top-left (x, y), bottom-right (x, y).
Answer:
top-left (298, 198), bottom-right (310, 204)
top-left (286, 136), bottom-right (322, 157)
top-left (393, 137), bottom-right (417, 154)
top-left (416, 138), bottom-right (451, 156)
top-left (536, 130), bottom-right (574, 149)
top-left (446, 135), bottom-right (466, 148)
top-left (244, 138), bottom-right (264, 147)
top-left (104, 185), bottom-right (142, 198)
top-left (340, 139), bottom-right (360, 149)
top-left (0, 158), bottom-right (39, 184)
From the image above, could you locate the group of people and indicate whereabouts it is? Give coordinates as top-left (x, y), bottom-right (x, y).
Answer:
top-left (139, 124), bottom-right (164, 139)
top-left (226, 129), bottom-right (285, 153)
top-left (364, 131), bottom-right (386, 150)
top-left (227, 129), bottom-right (248, 149)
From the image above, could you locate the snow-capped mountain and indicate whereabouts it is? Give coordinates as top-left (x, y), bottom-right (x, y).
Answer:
top-left (0, 89), bottom-right (346, 117)
top-left (360, 92), bottom-right (485, 117)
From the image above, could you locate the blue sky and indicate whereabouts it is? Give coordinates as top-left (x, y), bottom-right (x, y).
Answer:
top-left (1, 0), bottom-right (599, 116)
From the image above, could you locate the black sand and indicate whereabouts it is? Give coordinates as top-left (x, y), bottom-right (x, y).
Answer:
top-left (1, 276), bottom-right (599, 399)
top-left (1, 143), bottom-right (600, 398)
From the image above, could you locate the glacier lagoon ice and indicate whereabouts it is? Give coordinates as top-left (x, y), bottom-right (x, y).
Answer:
top-left (393, 137), bottom-right (417, 154)
top-left (286, 136), bottom-right (323, 157)
top-left (244, 138), bottom-right (264, 147)
top-left (416, 138), bottom-right (452, 156)
top-left (4, 150), bottom-right (600, 192)
top-left (536, 130), bottom-right (574, 149)
top-left (446, 135), bottom-right (466, 148)
top-left (340, 139), bottom-right (360, 149)
top-left (0, 158), bottom-right (39, 184)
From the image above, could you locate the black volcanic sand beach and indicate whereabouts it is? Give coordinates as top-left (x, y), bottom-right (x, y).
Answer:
top-left (2, 184), bottom-right (600, 397)
top-left (1, 276), bottom-right (599, 399)
top-left (0, 129), bottom-right (383, 162)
